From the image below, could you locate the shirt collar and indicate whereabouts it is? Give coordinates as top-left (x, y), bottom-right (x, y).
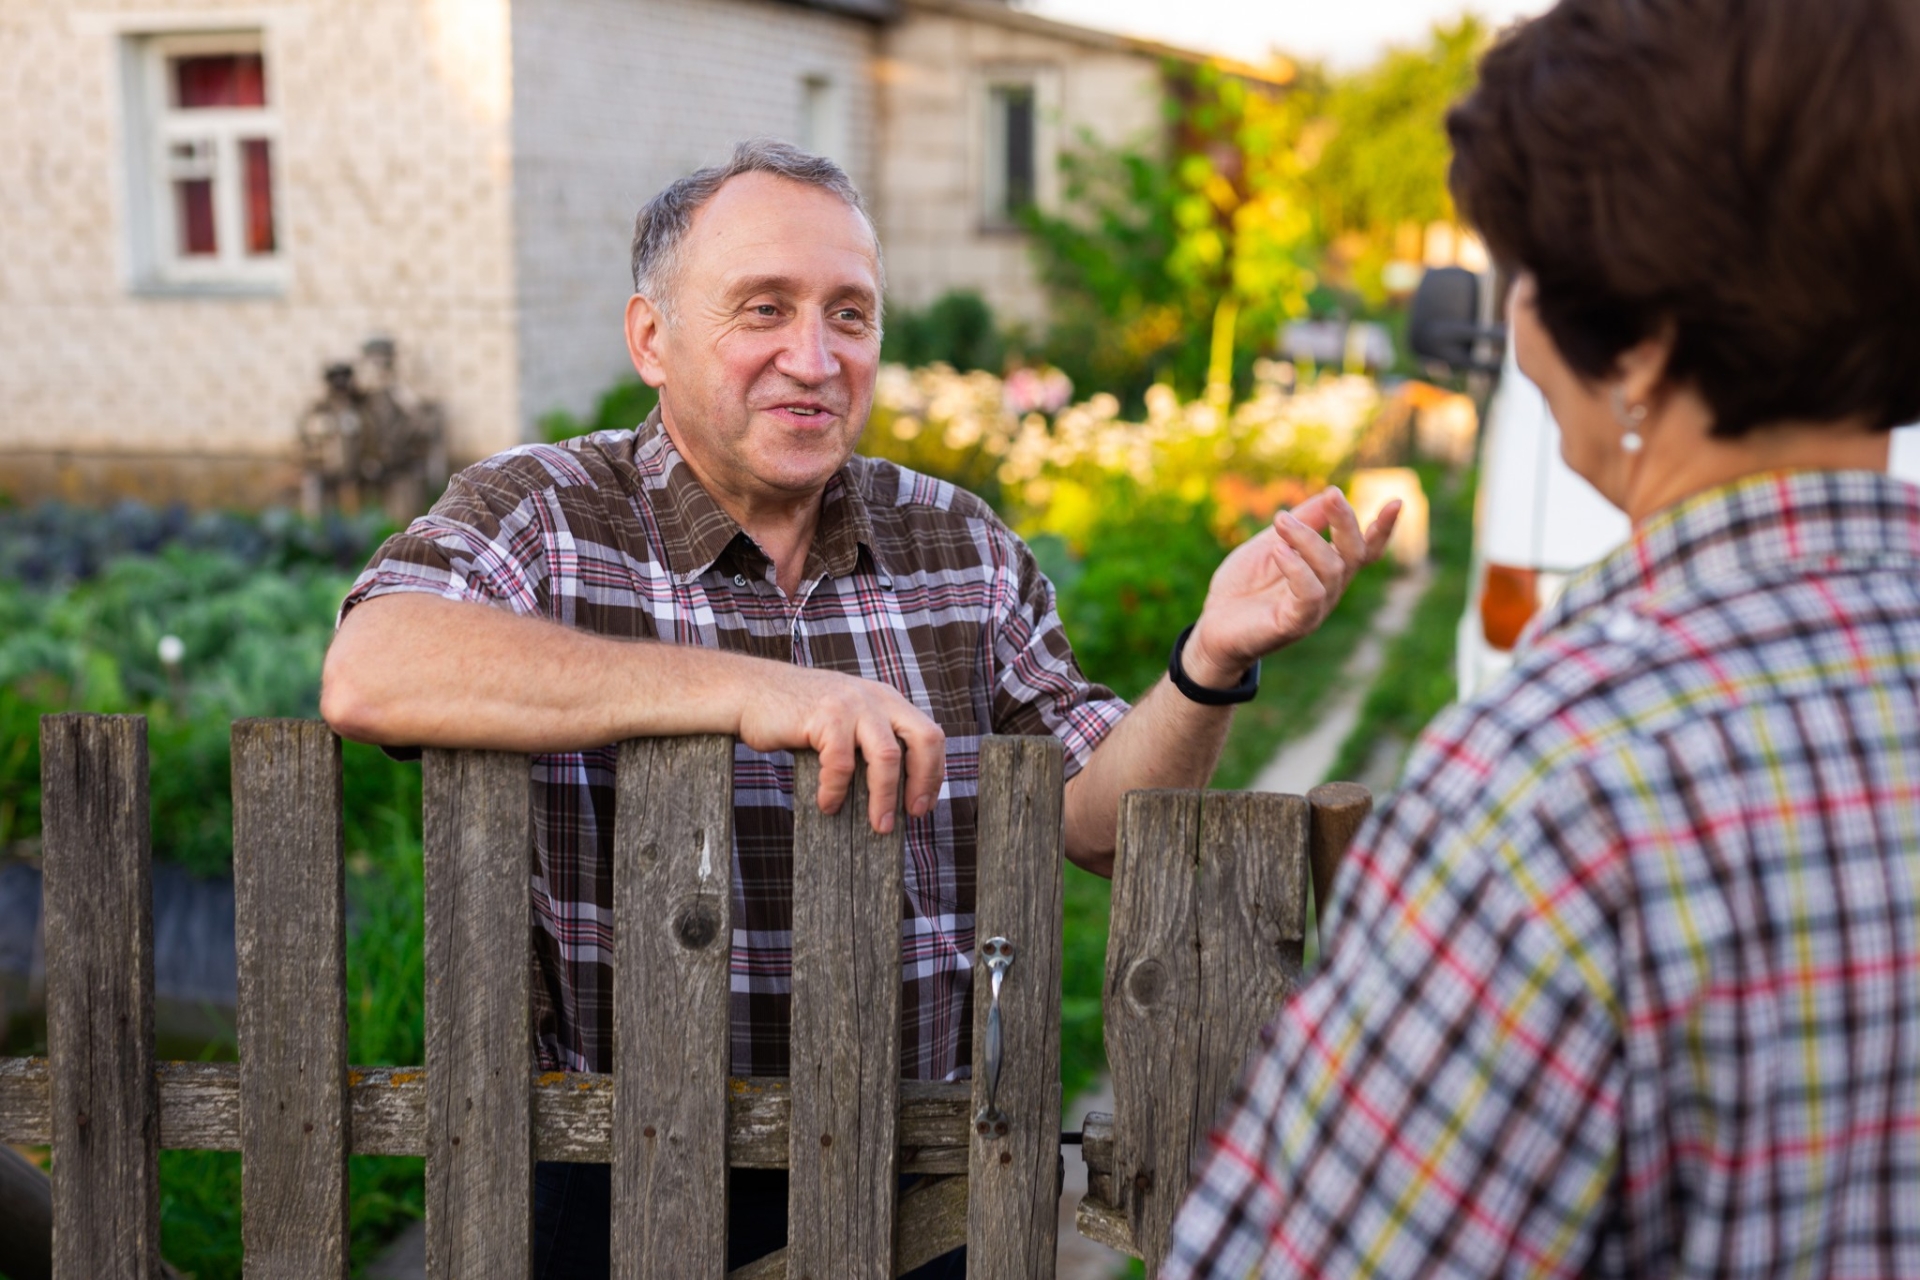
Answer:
top-left (1535, 469), bottom-right (1920, 640)
top-left (626, 409), bottom-right (883, 585)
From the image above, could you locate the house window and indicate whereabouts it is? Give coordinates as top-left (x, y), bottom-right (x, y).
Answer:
top-left (983, 82), bottom-right (1037, 226)
top-left (799, 73), bottom-right (846, 163)
top-left (128, 33), bottom-right (282, 289)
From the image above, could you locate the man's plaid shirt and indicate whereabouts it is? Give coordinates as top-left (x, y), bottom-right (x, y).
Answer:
top-left (1168, 470), bottom-right (1920, 1277)
top-left (342, 413), bottom-right (1127, 1080)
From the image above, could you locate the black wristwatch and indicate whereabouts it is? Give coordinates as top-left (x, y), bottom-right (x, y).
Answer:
top-left (1168, 624), bottom-right (1260, 705)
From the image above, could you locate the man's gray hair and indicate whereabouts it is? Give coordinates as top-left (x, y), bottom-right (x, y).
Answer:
top-left (630, 138), bottom-right (884, 320)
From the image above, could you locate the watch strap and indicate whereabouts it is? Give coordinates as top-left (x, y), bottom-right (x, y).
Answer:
top-left (1168, 624), bottom-right (1260, 705)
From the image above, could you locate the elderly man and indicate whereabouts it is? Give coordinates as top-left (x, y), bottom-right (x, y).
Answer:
top-left (322, 140), bottom-right (1395, 1275)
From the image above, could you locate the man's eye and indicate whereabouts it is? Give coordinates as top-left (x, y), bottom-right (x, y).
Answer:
top-left (752, 304), bottom-right (779, 317)
top-left (835, 309), bottom-right (865, 323)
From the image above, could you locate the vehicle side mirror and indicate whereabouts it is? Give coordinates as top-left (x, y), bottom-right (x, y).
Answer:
top-left (1409, 267), bottom-right (1504, 371)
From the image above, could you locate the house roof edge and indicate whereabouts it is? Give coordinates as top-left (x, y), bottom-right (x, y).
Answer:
top-left (899, 0), bottom-right (1294, 86)
top-left (778, 0), bottom-right (902, 23)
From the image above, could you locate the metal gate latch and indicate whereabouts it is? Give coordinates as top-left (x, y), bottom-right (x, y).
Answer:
top-left (975, 936), bottom-right (1014, 1138)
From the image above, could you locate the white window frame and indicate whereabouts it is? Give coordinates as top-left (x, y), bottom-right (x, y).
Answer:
top-left (125, 29), bottom-right (285, 292)
top-left (799, 72), bottom-right (847, 165)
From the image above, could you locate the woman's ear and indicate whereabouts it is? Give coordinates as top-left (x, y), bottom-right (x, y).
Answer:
top-left (1614, 319), bottom-right (1677, 409)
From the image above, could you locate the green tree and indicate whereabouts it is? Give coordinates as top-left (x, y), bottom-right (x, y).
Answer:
top-left (1027, 60), bottom-right (1324, 407)
top-left (1022, 140), bottom-right (1192, 407)
top-left (1304, 17), bottom-right (1489, 302)
top-left (1023, 18), bottom-right (1494, 397)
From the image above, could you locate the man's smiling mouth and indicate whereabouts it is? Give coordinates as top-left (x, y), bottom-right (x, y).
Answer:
top-left (770, 402), bottom-right (837, 420)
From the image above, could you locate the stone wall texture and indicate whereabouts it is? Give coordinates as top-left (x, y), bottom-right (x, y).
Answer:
top-left (0, 0), bottom-right (522, 501)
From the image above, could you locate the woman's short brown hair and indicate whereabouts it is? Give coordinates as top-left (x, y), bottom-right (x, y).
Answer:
top-left (1448, 0), bottom-right (1920, 436)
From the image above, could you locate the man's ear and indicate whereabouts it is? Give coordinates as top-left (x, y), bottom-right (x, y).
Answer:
top-left (625, 293), bottom-right (669, 389)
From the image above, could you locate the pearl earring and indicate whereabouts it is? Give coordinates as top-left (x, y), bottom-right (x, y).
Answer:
top-left (1612, 387), bottom-right (1648, 454)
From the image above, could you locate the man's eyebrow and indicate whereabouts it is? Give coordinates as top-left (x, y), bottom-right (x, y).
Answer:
top-left (723, 274), bottom-right (877, 307)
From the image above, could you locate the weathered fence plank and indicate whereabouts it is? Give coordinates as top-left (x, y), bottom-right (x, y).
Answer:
top-left (1075, 1113), bottom-right (1120, 1237)
top-left (1101, 789), bottom-right (1308, 1273)
top-left (729, 1174), bottom-right (969, 1280)
top-left (0, 1058), bottom-right (49, 1143)
top-left (612, 735), bottom-right (734, 1280)
top-left (1307, 781), bottom-right (1373, 931)
top-left (1098, 790), bottom-right (1199, 1269)
top-left (1189, 792), bottom-right (1309, 1218)
top-left (728, 1078), bottom-right (970, 1174)
top-left (422, 749), bottom-right (533, 1279)
top-left (15, 716), bottom-right (1357, 1277)
top-left (897, 1175), bottom-right (971, 1274)
top-left (787, 751), bottom-right (903, 1280)
top-left (0, 1061), bottom-right (977, 1170)
top-left (41, 713), bottom-right (162, 1280)
top-left (966, 736), bottom-right (1065, 1276)
top-left (233, 720), bottom-right (349, 1279)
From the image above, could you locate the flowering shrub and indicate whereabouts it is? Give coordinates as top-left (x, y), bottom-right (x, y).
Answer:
top-left (861, 361), bottom-right (1384, 693)
top-left (867, 361), bottom-right (1378, 538)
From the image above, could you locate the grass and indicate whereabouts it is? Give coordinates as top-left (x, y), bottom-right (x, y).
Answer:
top-left (1060, 863), bottom-right (1115, 1109)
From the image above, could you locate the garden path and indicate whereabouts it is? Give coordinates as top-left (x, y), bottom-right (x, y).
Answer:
top-left (1249, 561), bottom-right (1433, 797)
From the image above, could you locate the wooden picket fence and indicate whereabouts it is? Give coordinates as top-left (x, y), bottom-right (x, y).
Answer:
top-left (0, 713), bottom-right (1370, 1278)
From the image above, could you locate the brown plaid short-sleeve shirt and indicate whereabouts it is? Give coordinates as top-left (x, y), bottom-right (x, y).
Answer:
top-left (341, 413), bottom-right (1128, 1081)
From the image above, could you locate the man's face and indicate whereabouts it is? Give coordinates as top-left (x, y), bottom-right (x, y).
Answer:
top-left (633, 172), bottom-right (883, 514)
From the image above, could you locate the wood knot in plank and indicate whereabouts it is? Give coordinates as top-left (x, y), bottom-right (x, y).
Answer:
top-left (674, 900), bottom-right (721, 951)
top-left (1125, 959), bottom-right (1168, 1011)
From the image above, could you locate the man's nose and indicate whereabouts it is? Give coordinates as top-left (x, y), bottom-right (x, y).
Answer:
top-left (775, 308), bottom-right (840, 384)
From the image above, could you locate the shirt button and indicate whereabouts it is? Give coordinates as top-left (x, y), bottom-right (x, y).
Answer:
top-left (733, 573), bottom-right (747, 588)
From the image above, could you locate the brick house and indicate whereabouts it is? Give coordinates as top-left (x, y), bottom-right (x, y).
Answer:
top-left (0, 0), bottom-right (1277, 506)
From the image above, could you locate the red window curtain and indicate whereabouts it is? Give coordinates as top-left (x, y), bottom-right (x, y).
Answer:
top-left (174, 54), bottom-right (266, 108)
top-left (242, 139), bottom-right (275, 254)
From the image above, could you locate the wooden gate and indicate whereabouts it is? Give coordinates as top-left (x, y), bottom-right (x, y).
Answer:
top-left (0, 713), bottom-right (1368, 1277)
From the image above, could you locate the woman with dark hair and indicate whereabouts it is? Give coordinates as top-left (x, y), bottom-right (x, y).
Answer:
top-left (1165, 0), bottom-right (1920, 1274)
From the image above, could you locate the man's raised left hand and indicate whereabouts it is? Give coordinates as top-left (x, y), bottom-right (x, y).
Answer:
top-left (1178, 486), bottom-right (1401, 690)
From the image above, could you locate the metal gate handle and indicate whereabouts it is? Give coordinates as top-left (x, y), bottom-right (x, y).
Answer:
top-left (975, 936), bottom-right (1014, 1137)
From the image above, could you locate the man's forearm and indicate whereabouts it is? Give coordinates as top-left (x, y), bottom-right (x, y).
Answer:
top-left (321, 593), bottom-right (949, 832)
top-left (1062, 676), bottom-right (1234, 877)
top-left (320, 593), bottom-right (749, 751)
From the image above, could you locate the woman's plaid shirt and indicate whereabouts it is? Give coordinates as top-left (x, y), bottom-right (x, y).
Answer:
top-left (341, 415), bottom-right (1127, 1081)
top-left (1168, 470), bottom-right (1920, 1277)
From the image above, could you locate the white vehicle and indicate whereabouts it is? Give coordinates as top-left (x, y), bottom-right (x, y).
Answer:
top-left (1455, 342), bottom-right (1627, 697)
top-left (1409, 267), bottom-right (1920, 700)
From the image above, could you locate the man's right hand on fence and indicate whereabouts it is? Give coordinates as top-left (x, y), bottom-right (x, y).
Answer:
top-left (736, 664), bottom-right (945, 834)
top-left (322, 593), bottom-right (946, 834)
